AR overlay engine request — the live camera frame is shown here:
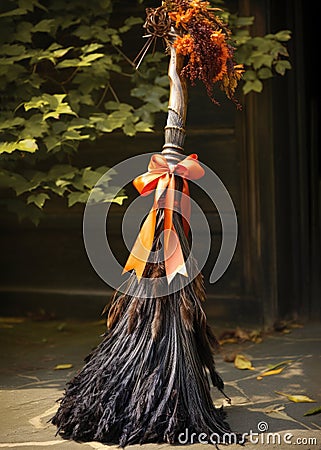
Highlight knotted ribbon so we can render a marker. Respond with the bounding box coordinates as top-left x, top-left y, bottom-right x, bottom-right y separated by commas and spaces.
123, 153, 204, 284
